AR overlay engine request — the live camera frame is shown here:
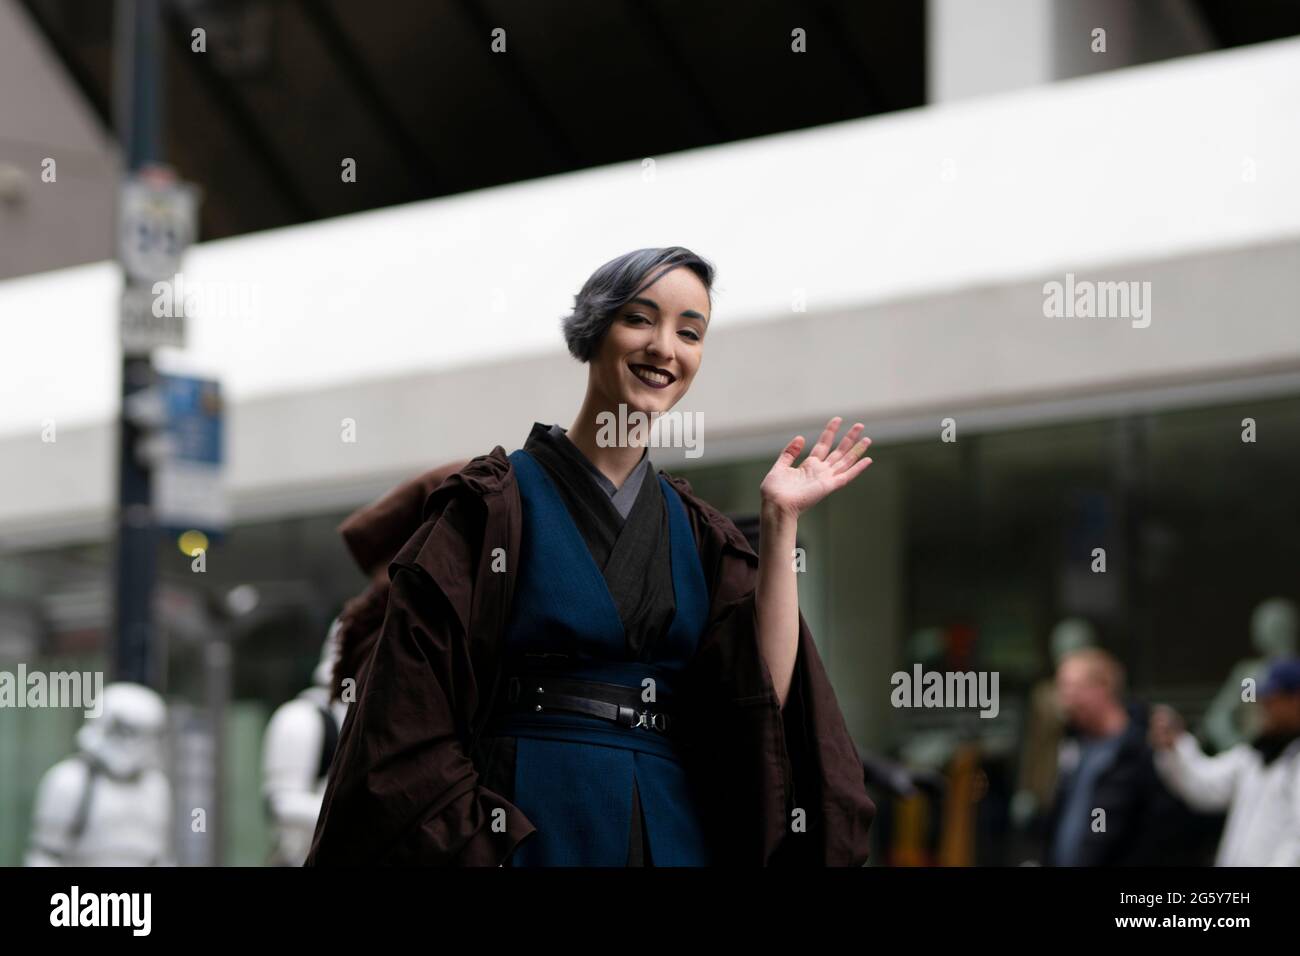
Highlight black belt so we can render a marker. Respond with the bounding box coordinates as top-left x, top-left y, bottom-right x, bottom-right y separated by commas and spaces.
492, 672, 684, 736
